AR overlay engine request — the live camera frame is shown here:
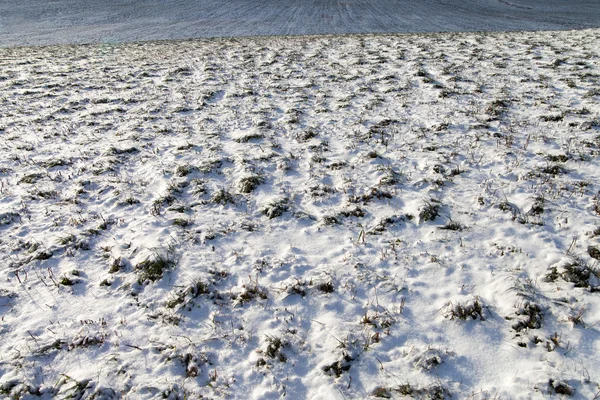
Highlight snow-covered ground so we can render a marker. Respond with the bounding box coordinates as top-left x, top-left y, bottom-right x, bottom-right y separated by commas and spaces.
1, 28, 600, 399
2, 0, 600, 47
